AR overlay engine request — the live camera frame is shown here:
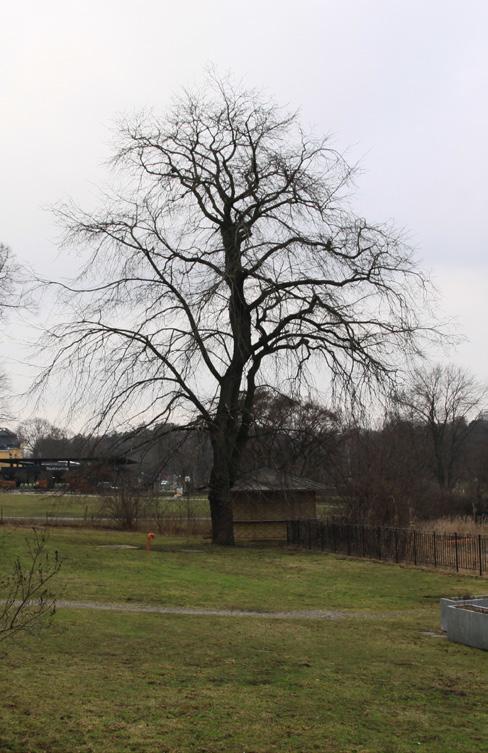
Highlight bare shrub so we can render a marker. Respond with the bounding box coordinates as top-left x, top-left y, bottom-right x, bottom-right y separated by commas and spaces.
99, 486, 147, 529
145, 496, 172, 534
146, 496, 210, 537
0, 529, 61, 642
